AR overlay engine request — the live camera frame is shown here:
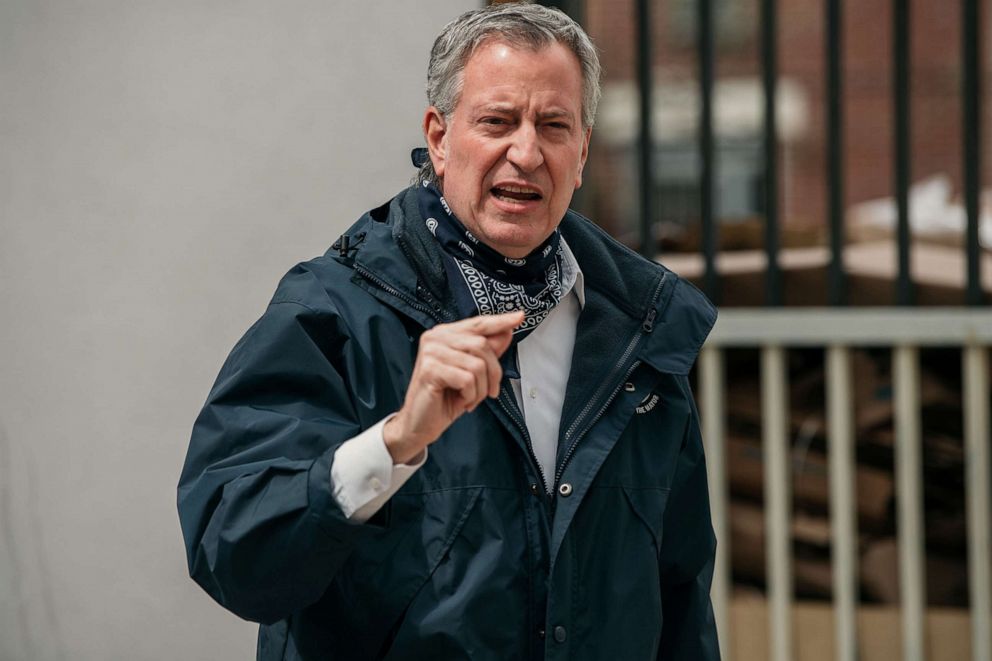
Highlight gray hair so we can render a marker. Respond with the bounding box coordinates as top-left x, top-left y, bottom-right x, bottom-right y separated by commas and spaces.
417, 2, 602, 187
